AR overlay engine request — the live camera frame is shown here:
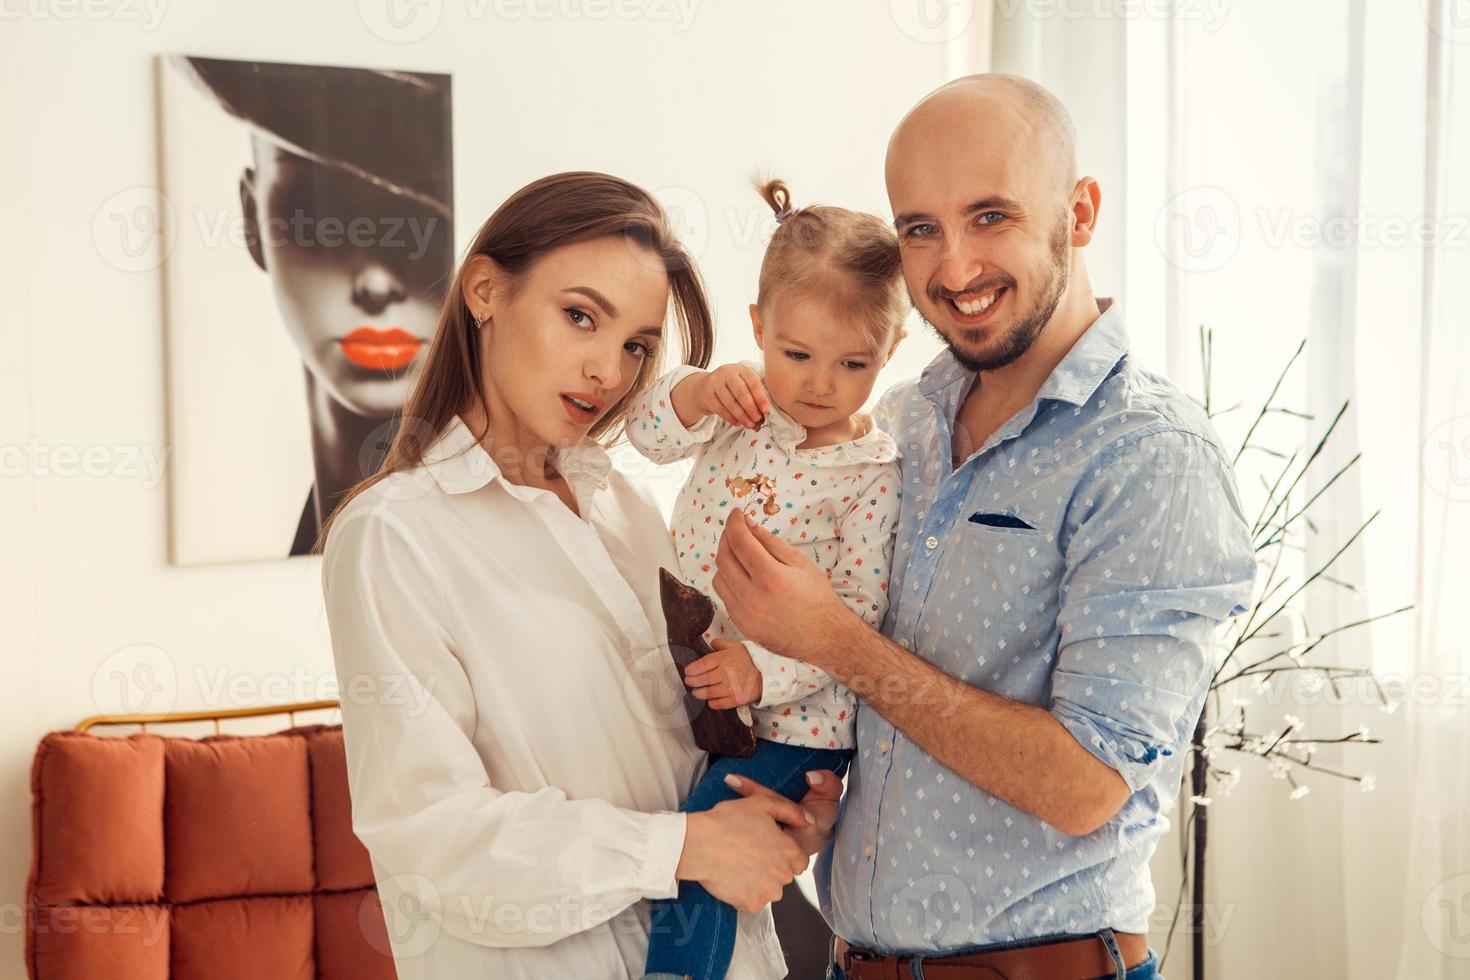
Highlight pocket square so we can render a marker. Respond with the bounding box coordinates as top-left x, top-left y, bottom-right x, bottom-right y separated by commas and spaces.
968, 511, 1036, 530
